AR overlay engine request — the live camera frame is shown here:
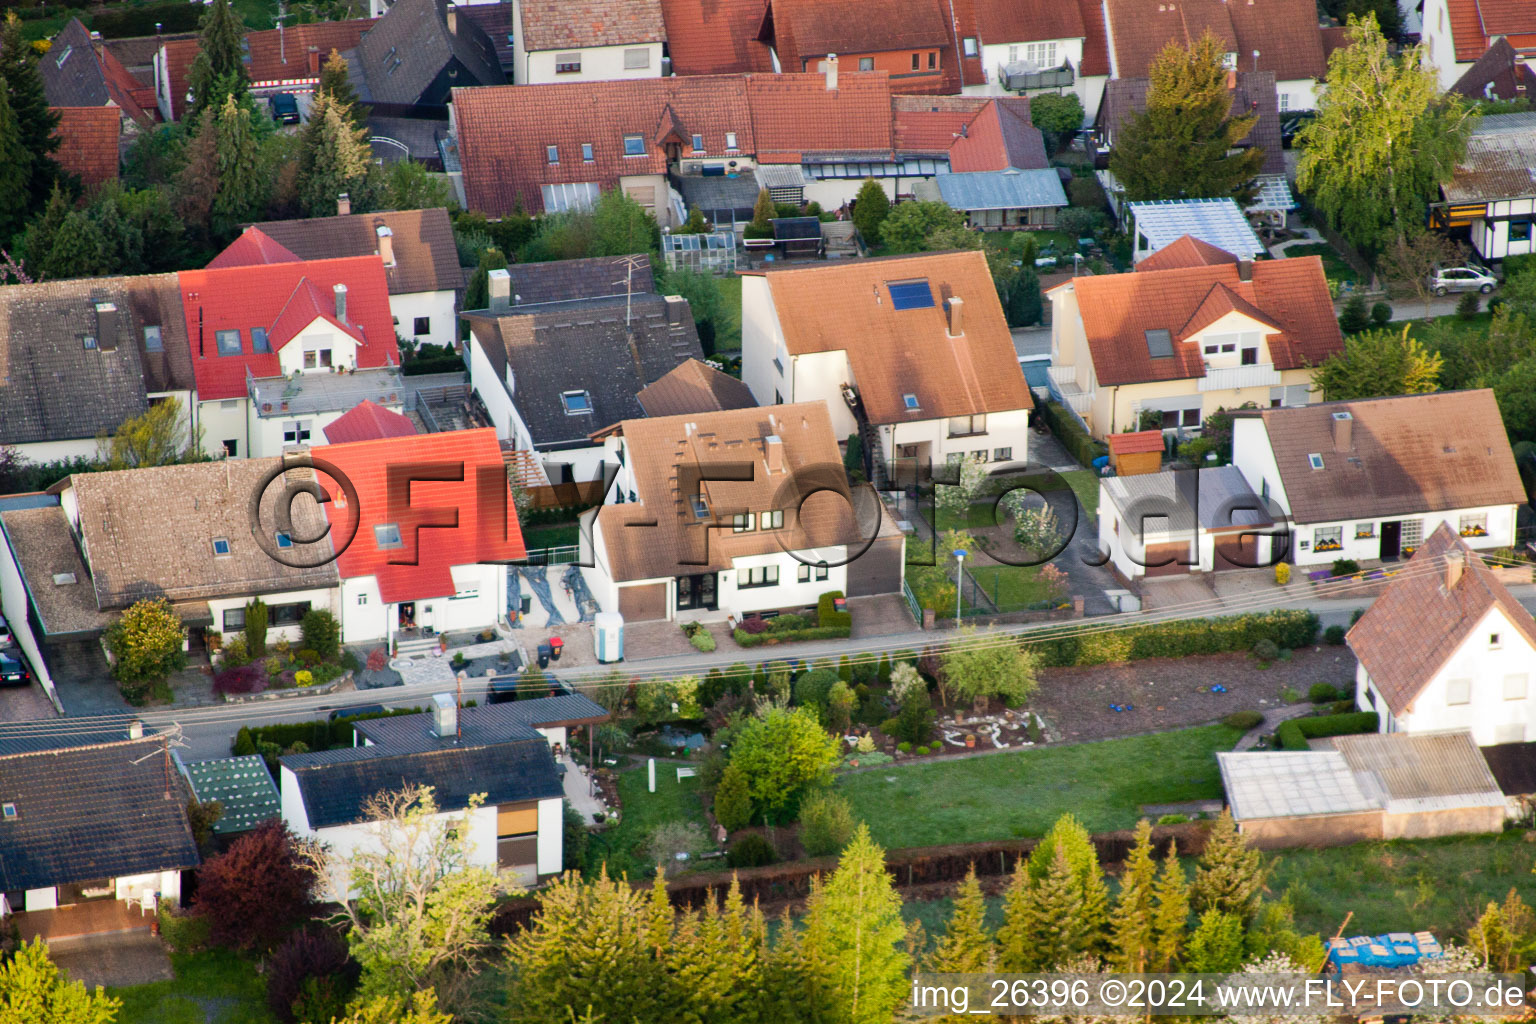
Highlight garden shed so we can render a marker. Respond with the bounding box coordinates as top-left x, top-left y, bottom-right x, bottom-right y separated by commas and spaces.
1107, 430, 1164, 476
